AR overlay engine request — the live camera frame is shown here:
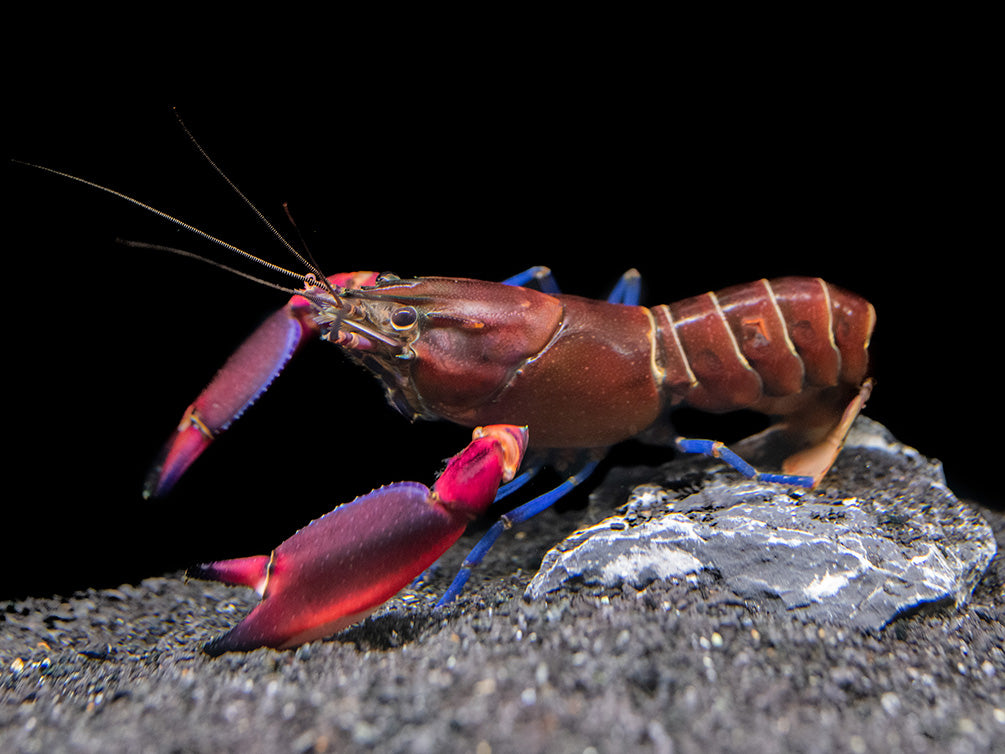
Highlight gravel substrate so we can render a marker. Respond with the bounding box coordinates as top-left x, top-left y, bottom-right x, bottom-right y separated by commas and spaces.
2, 488, 1002, 754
